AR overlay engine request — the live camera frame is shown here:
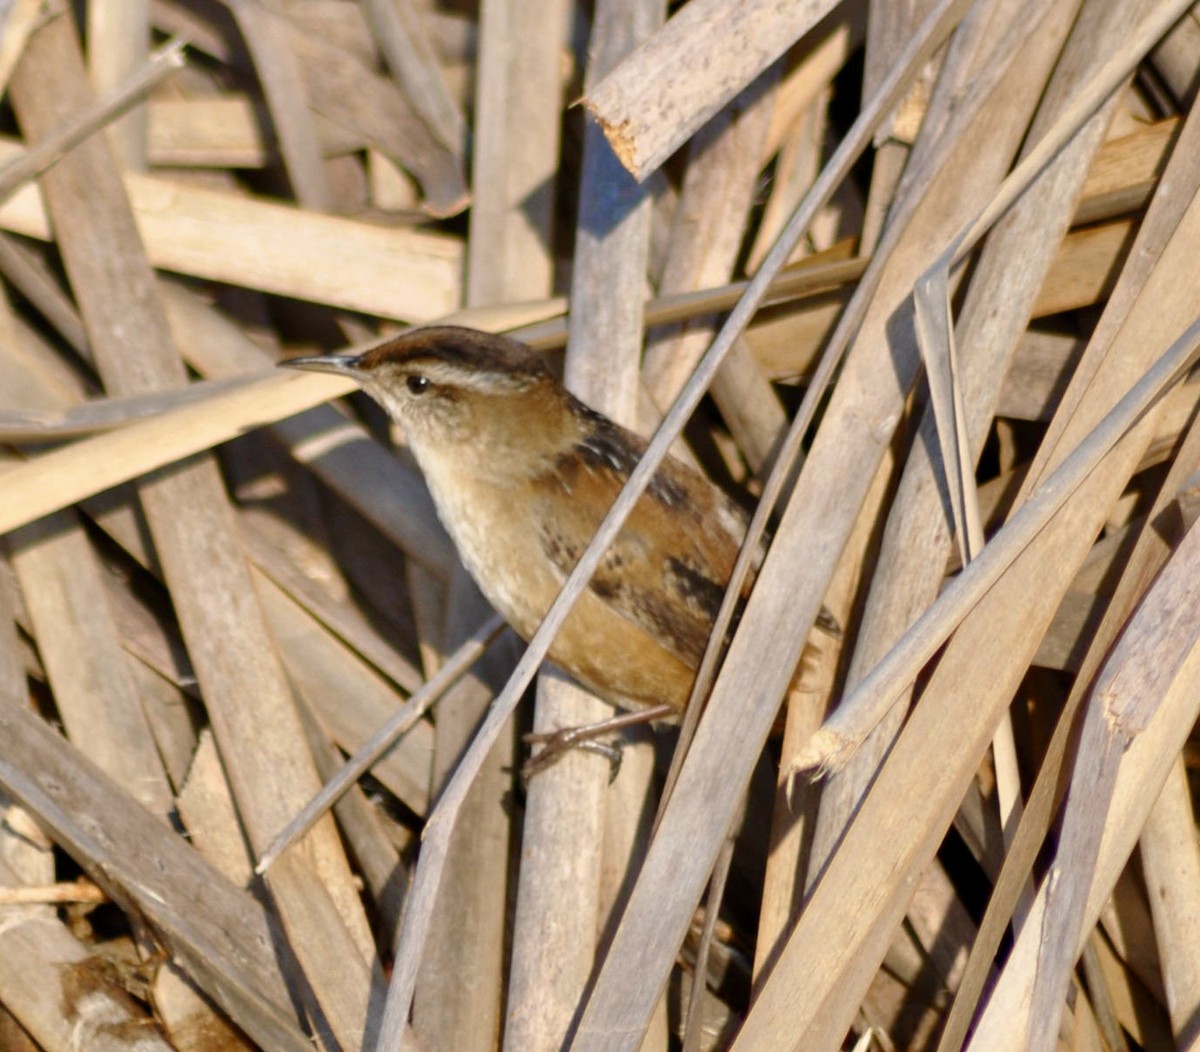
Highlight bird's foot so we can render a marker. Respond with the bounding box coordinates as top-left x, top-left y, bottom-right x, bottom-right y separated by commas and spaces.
522, 728, 625, 781
521, 703, 675, 782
